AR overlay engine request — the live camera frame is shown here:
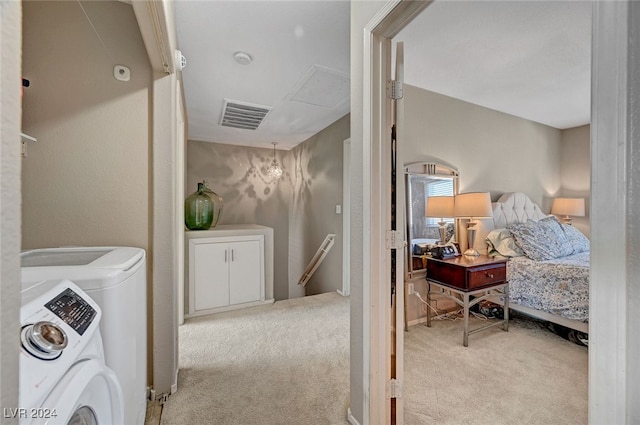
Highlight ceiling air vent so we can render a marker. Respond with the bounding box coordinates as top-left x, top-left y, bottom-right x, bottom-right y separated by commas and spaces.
219, 99, 272, 130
